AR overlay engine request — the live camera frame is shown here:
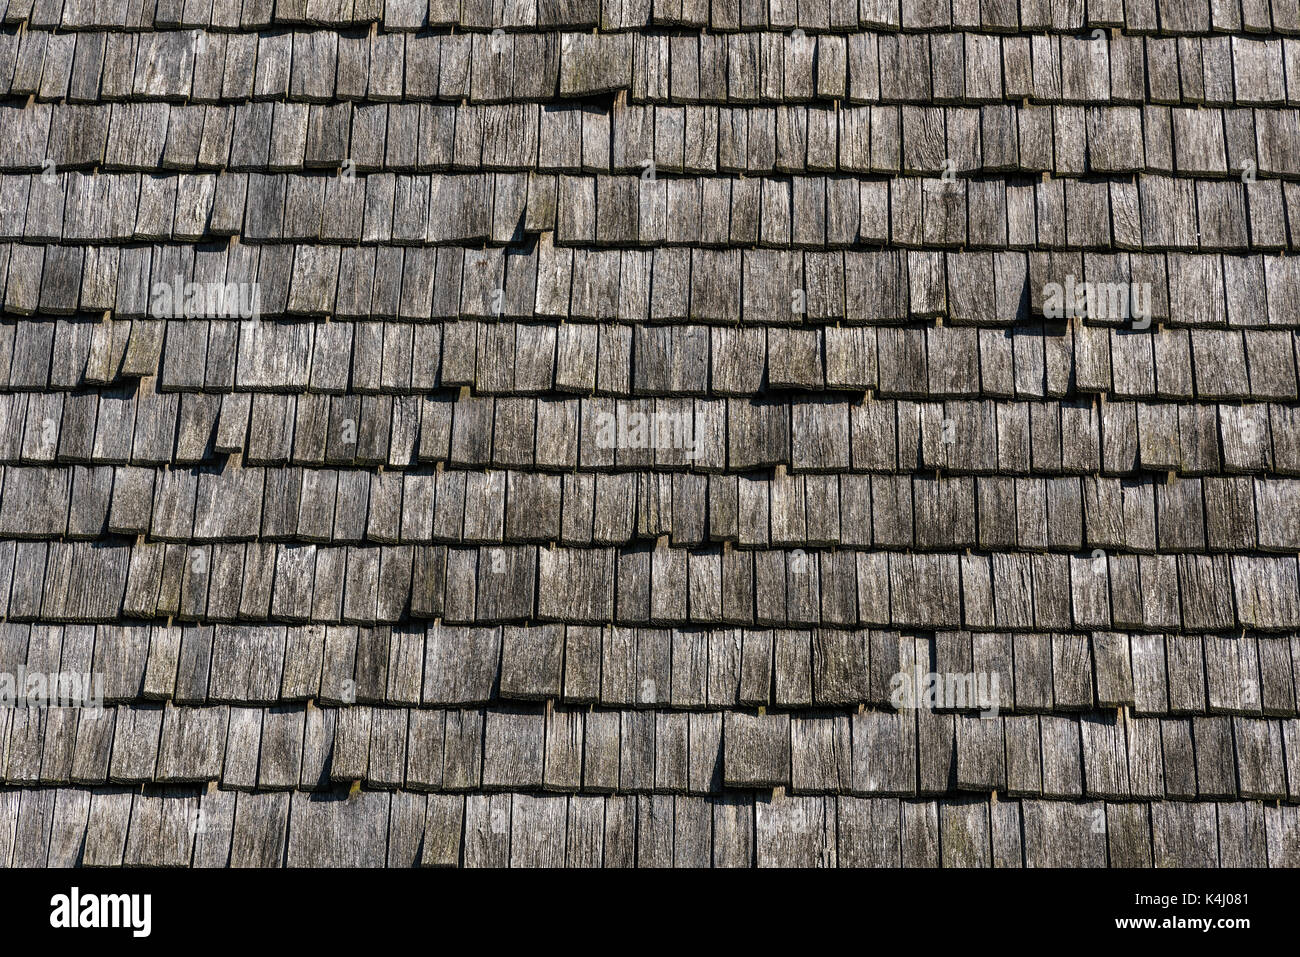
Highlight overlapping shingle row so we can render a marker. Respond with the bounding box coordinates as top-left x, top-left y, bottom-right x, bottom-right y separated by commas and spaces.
6, 621, 1300, 712
9, 786, 1300, 867
4, 28, 1300, 105
1, 539, 1298, 628
6, 0, 1300, 34
6, 466, 1300, 546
